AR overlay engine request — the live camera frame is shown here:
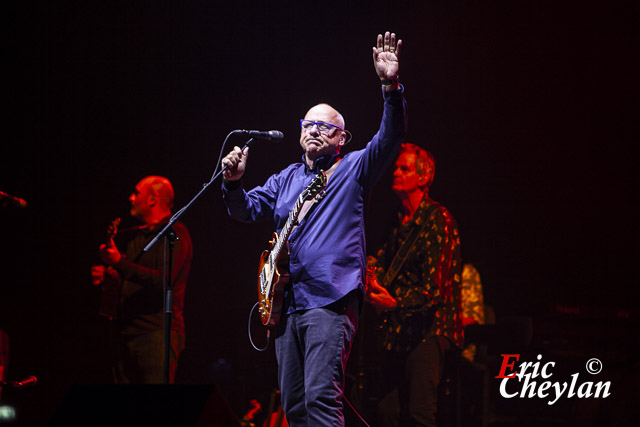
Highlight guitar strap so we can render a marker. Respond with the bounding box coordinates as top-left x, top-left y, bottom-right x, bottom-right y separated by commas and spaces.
381, 202, 440, 288
295, 158, 342, 225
